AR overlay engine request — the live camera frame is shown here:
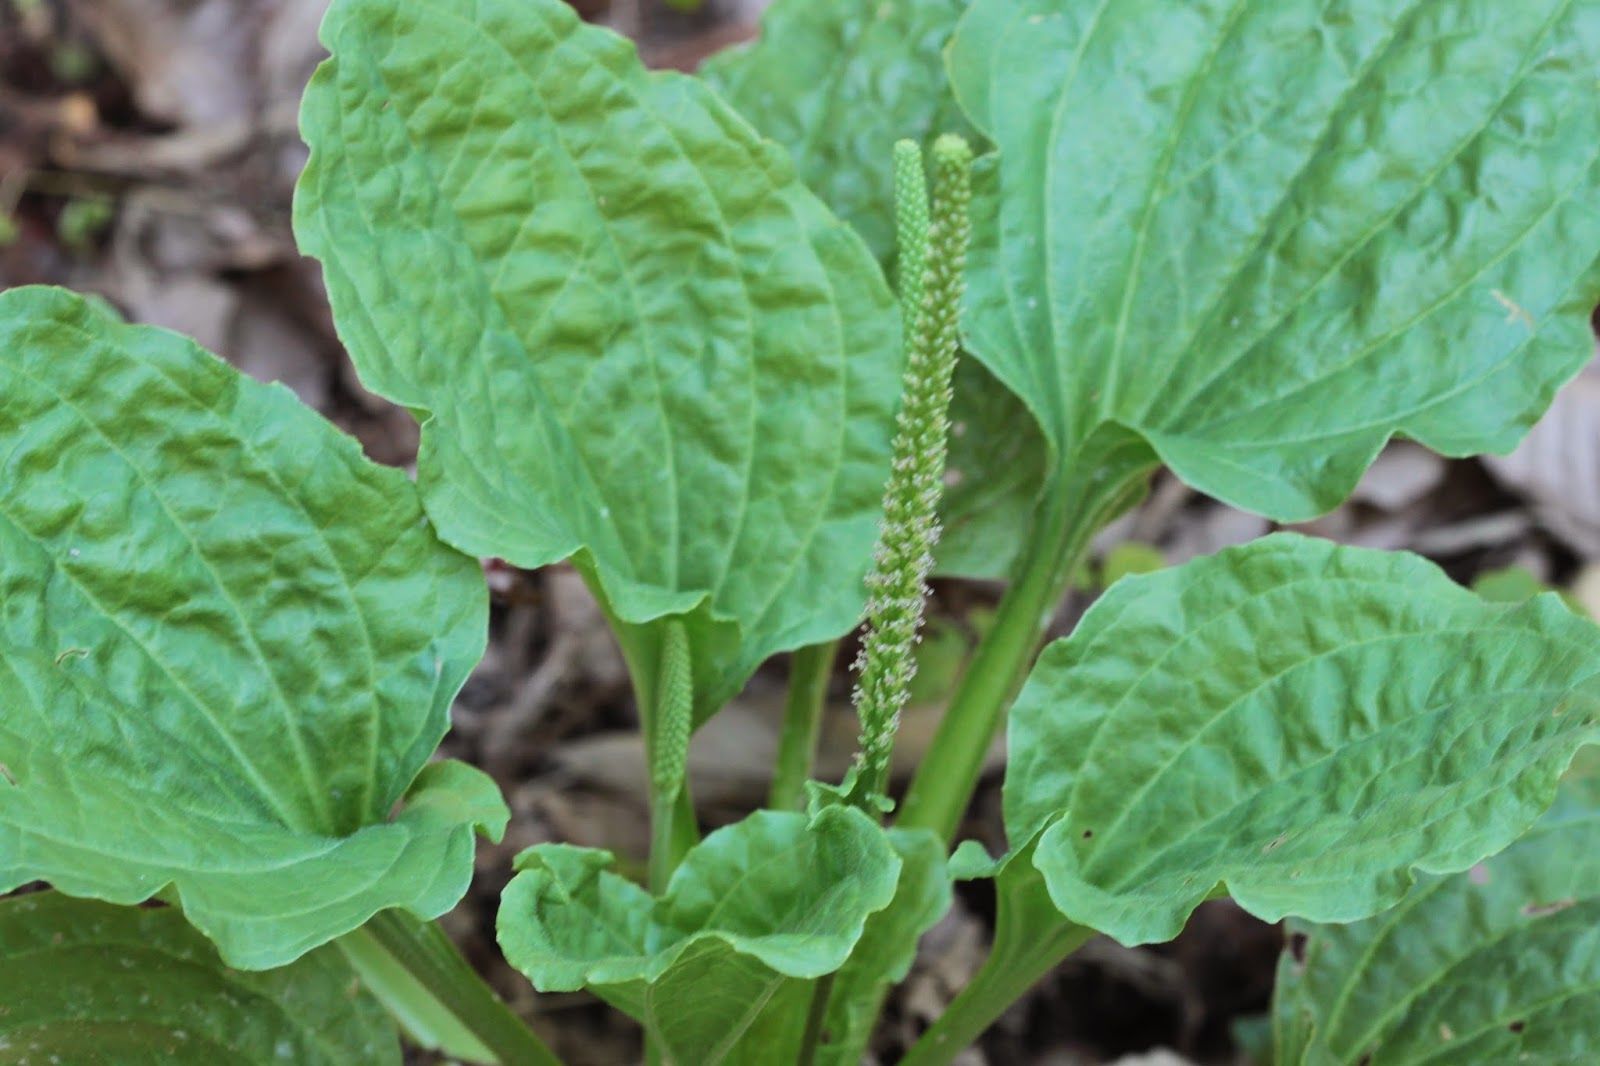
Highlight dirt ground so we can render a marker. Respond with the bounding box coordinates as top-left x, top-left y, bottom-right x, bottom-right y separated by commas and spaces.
4, 2, 1598, 1063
